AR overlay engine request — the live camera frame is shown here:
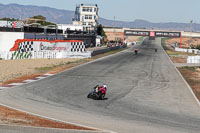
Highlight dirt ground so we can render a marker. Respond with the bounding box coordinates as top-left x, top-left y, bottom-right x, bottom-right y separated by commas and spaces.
105, 31, 141, 42
170, 56, 187, 63
0, 59, 81, 85
165, 37, 200, 49
178, 67, 200, 101
0, 105, 93, 130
